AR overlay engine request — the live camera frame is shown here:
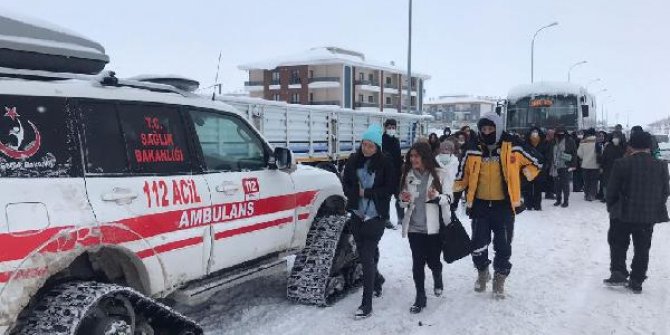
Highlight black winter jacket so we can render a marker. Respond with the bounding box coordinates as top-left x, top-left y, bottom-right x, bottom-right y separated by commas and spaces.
606, 152, 669, 225
600, 143, 625, 185
342, 151, 395, 220
382, 133, 402, 194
